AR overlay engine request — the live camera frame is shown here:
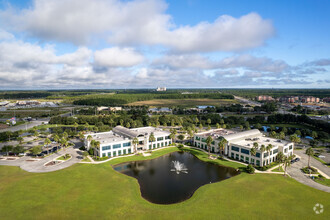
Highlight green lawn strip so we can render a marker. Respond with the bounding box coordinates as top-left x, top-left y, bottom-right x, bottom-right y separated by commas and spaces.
81, 157, 91, 162
271, 166, 284, 172
314, 177, 330, 187
56, 154, 71, 161
0, 147, 329, 219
